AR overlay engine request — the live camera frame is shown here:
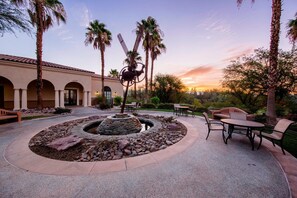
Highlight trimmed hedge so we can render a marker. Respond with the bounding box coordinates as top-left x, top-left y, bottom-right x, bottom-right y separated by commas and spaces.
157, 103, 174, 110
141, 103, 156, 109
54, 108, 71, 114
